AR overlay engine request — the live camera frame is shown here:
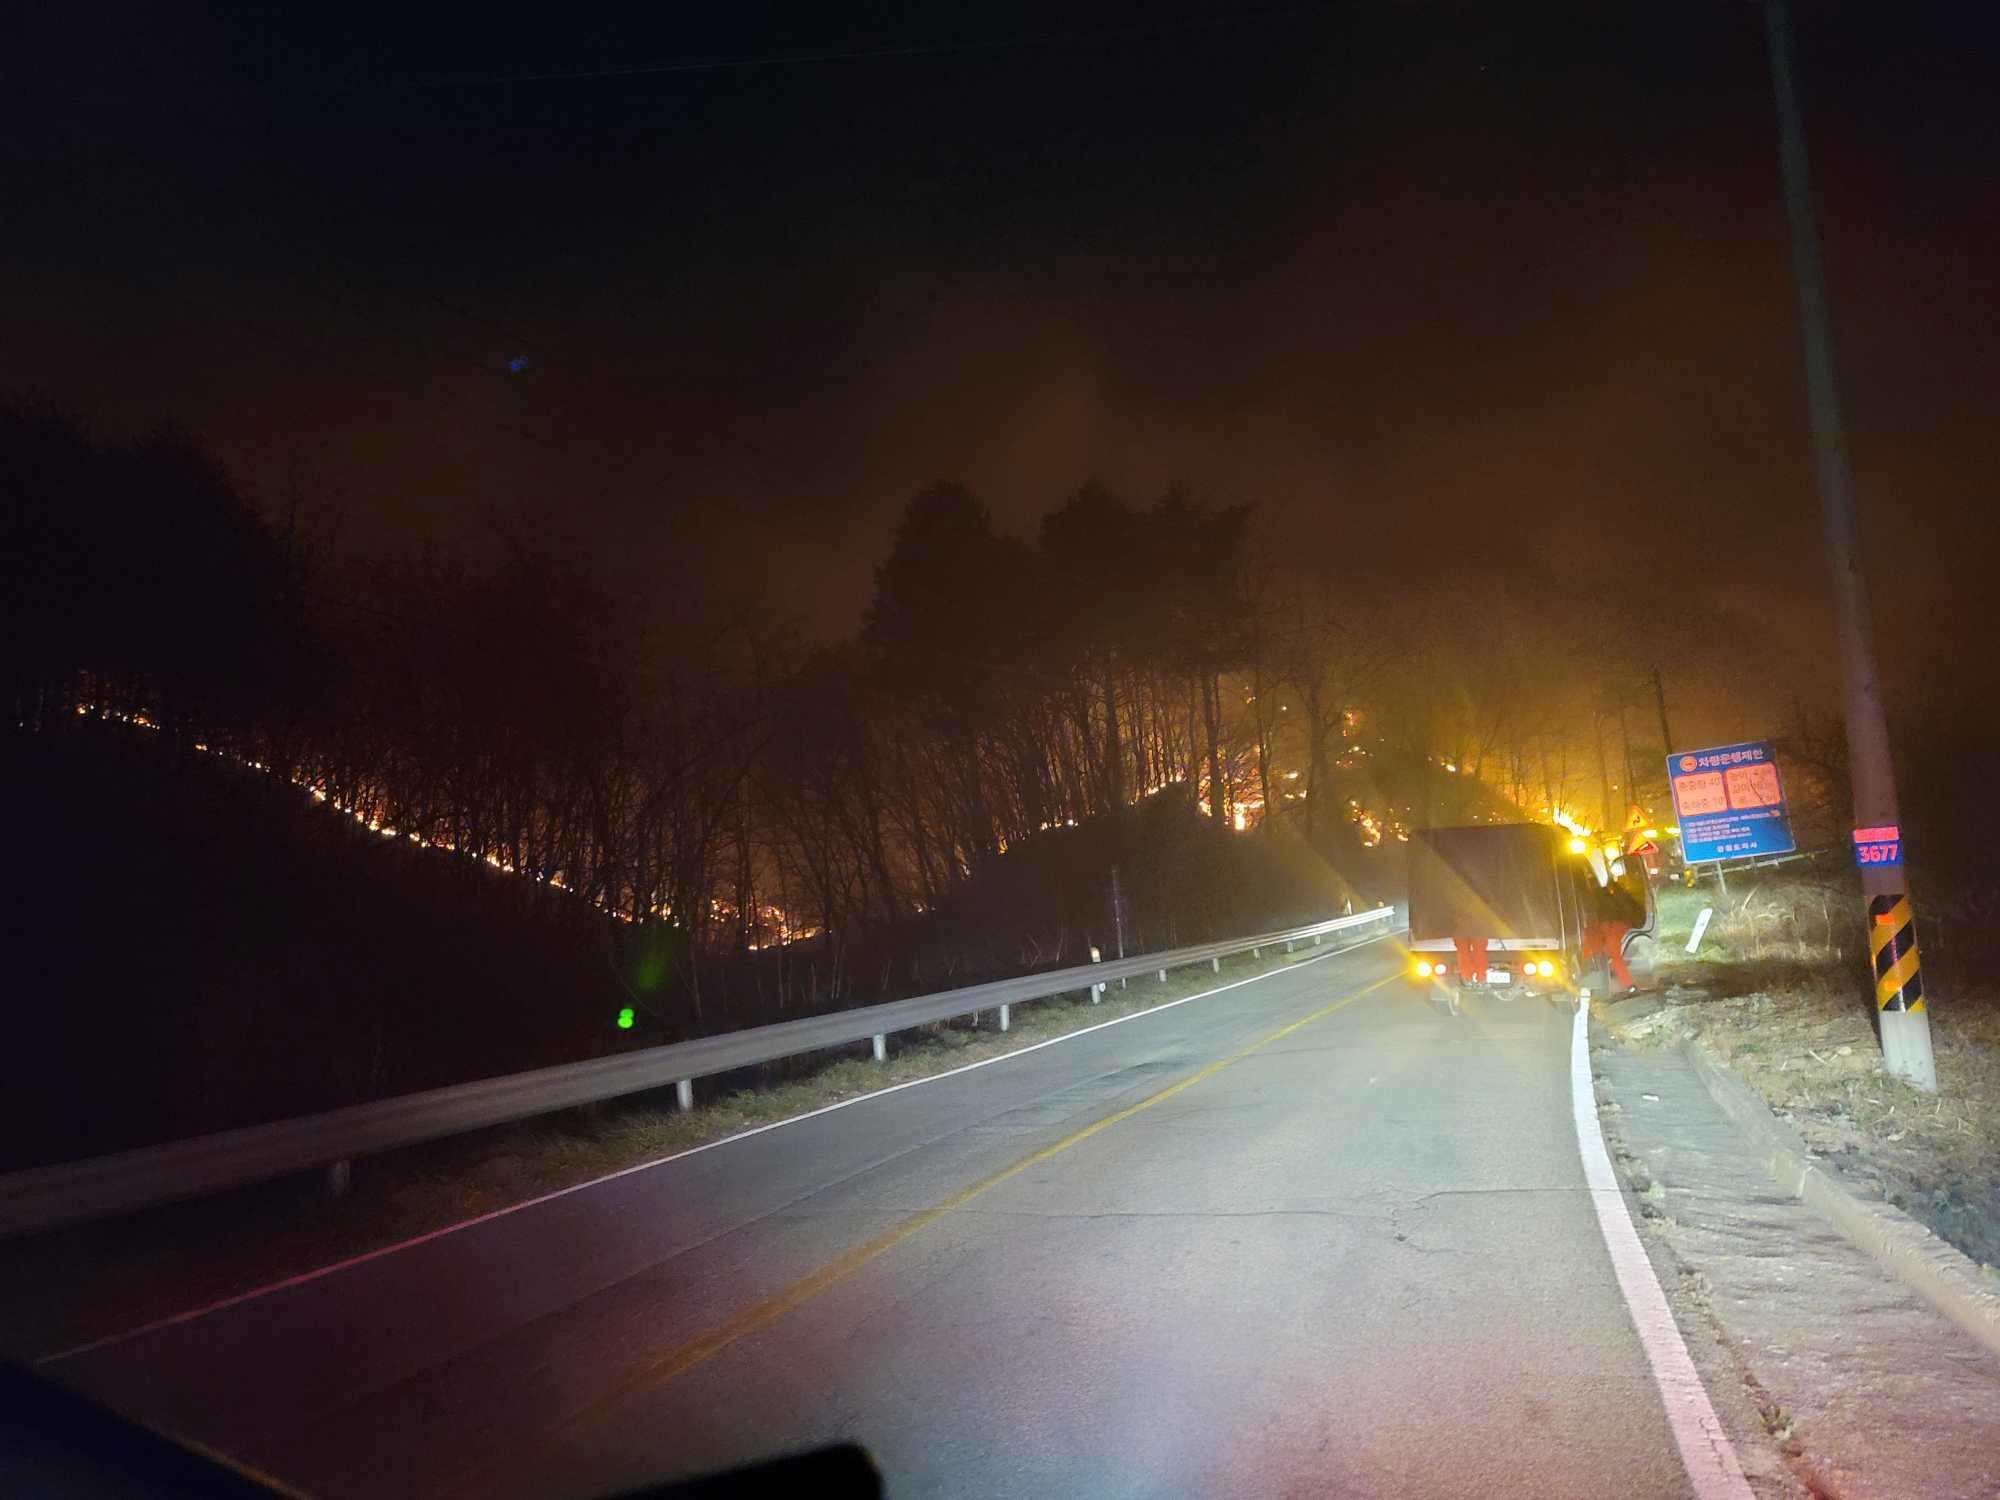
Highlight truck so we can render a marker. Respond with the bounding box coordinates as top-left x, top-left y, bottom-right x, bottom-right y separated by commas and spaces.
1405, 822, 1657, 1011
